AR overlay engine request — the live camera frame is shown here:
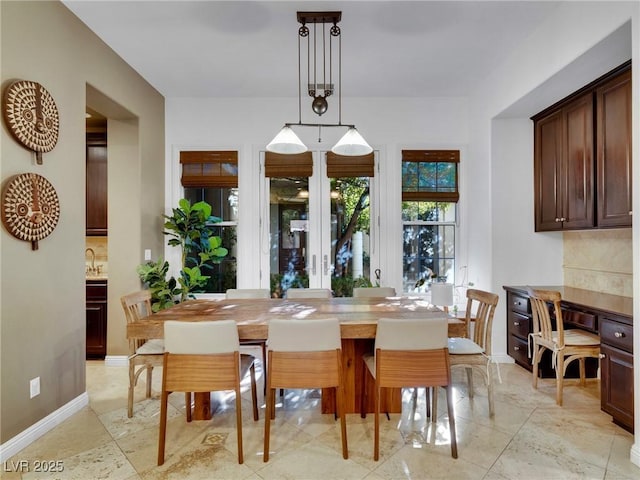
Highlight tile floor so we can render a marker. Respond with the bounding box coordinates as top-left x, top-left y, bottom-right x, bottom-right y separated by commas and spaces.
4, 351, 639, 480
